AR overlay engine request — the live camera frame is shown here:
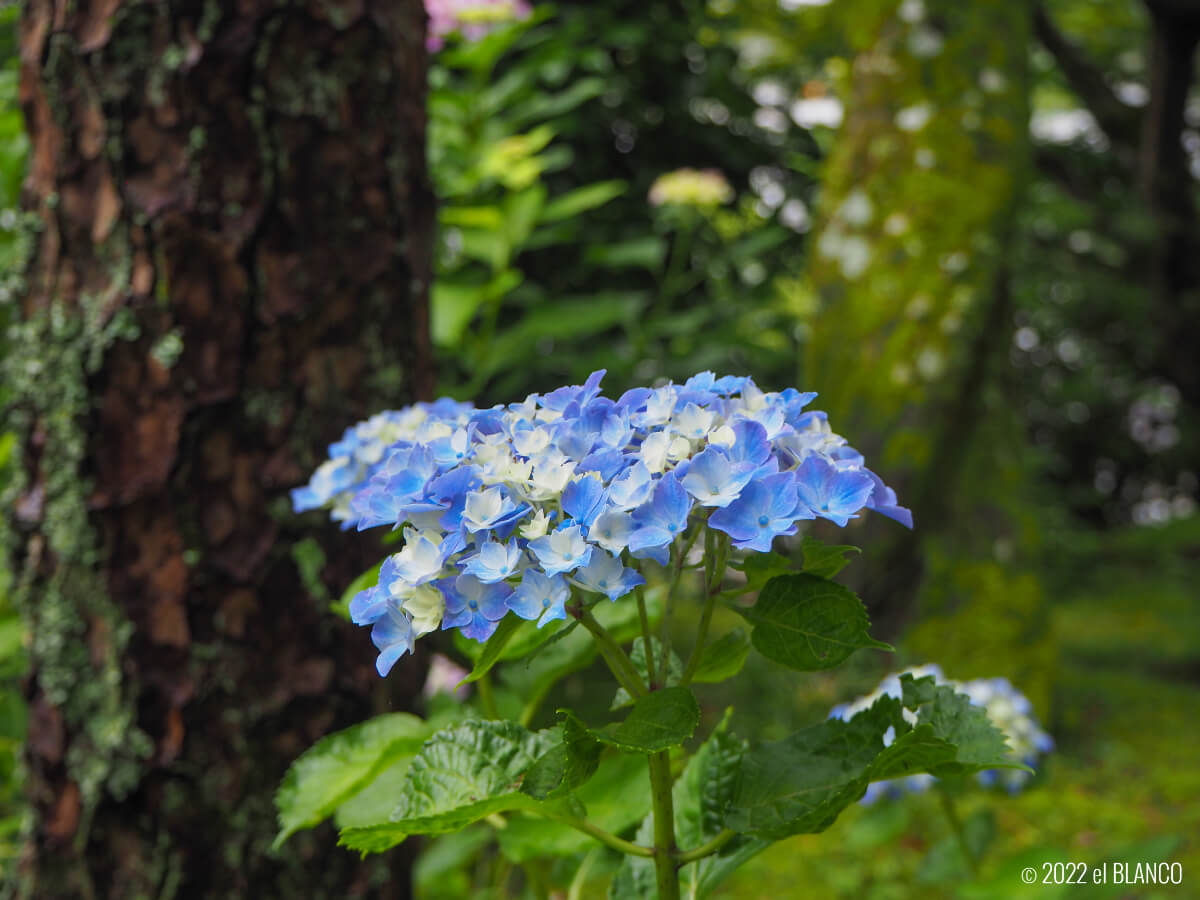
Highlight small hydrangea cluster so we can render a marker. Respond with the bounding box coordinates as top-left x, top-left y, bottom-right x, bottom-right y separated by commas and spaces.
648, 168, 734, 209
293, 371, 910, 676
425, 0, 532, 52
830, 665, 1054, 802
